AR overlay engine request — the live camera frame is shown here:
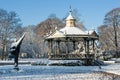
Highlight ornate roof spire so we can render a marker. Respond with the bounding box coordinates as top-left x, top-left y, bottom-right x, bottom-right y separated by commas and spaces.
65, 6, 76, 27
69, 5, 72, 13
